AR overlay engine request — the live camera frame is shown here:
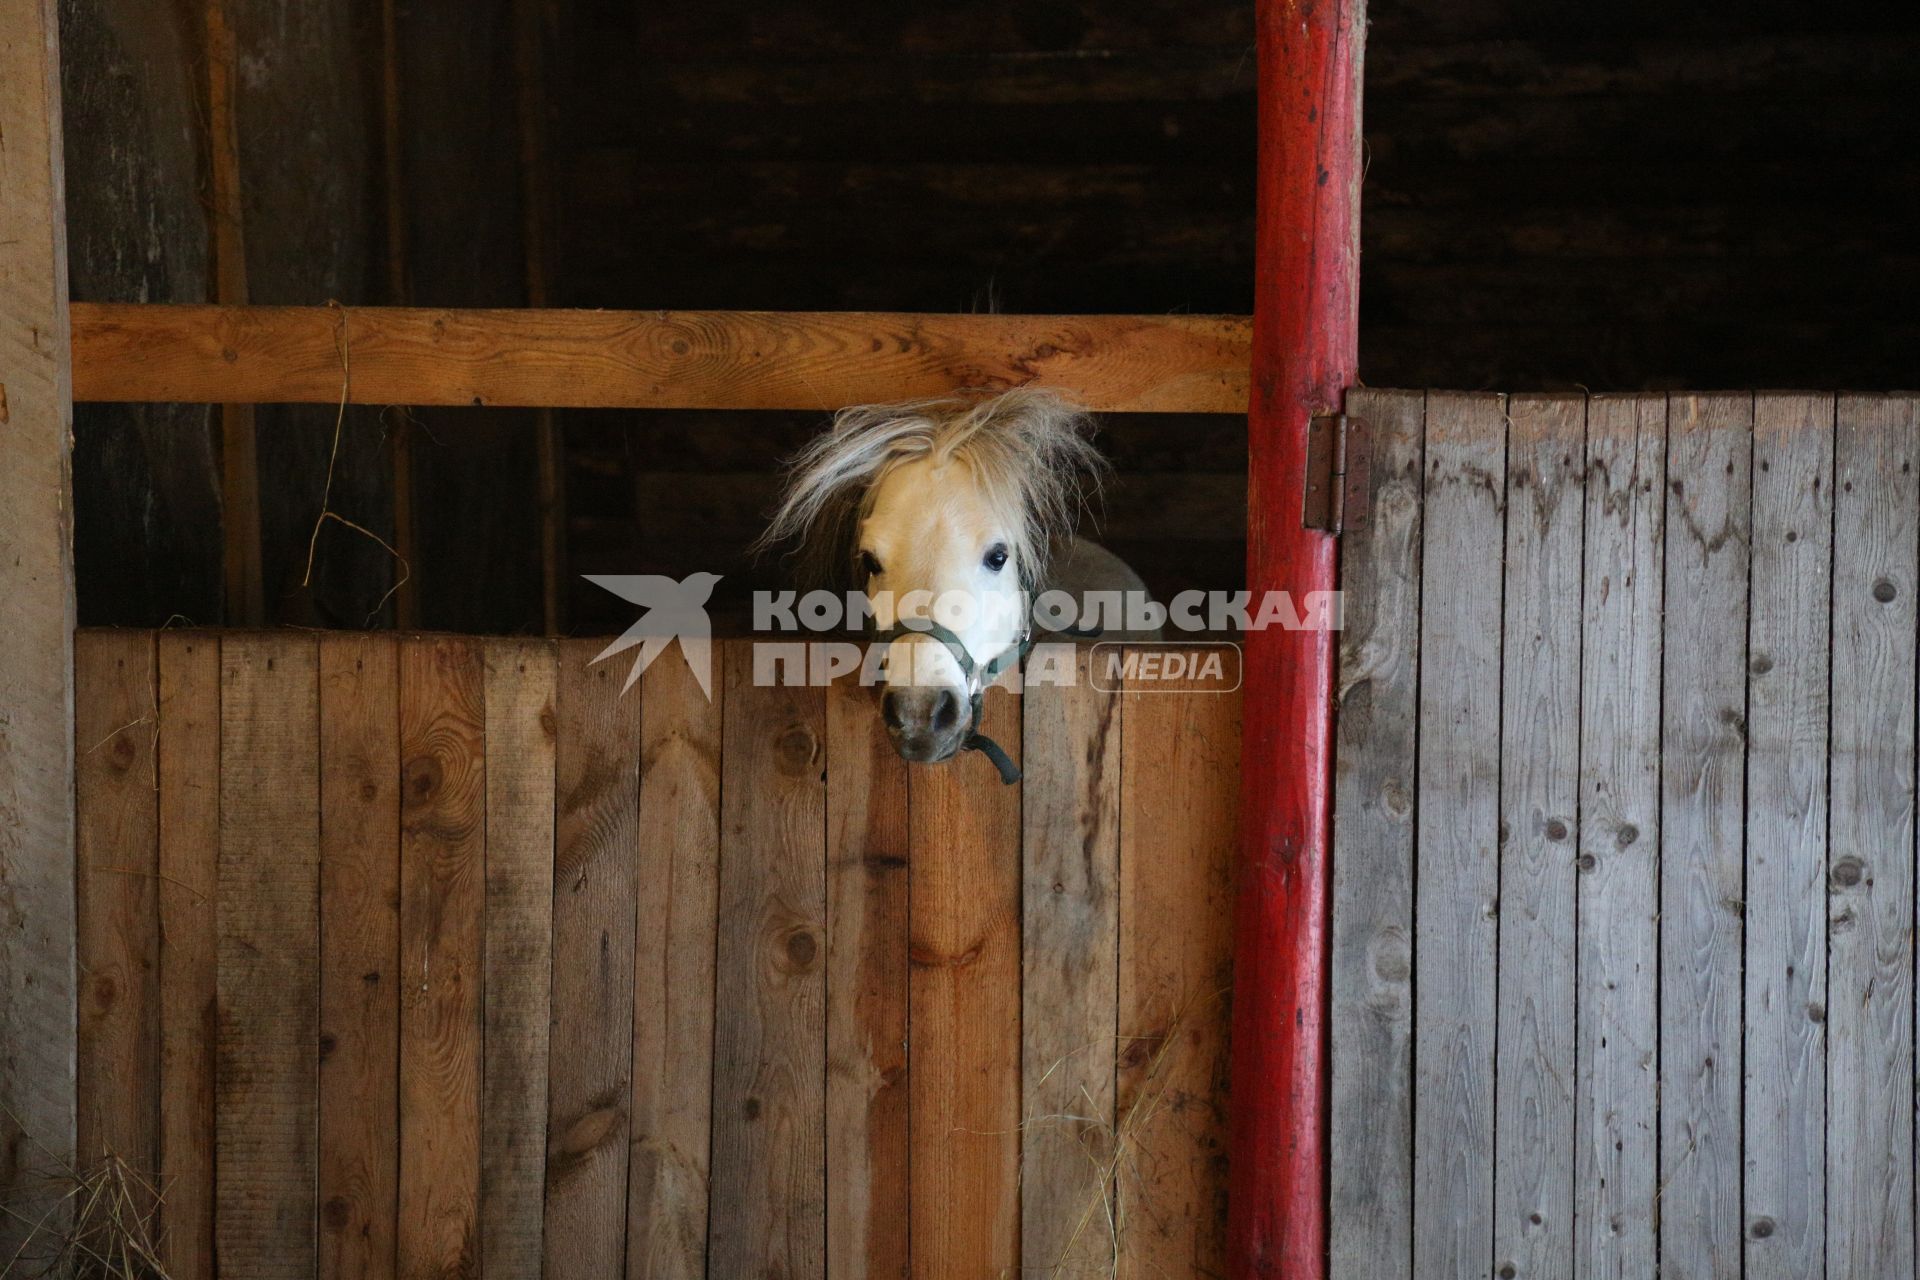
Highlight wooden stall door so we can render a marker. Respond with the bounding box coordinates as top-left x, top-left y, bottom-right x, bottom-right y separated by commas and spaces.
68, 634, 1244, 1276
1331, 390, 1920, 1280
